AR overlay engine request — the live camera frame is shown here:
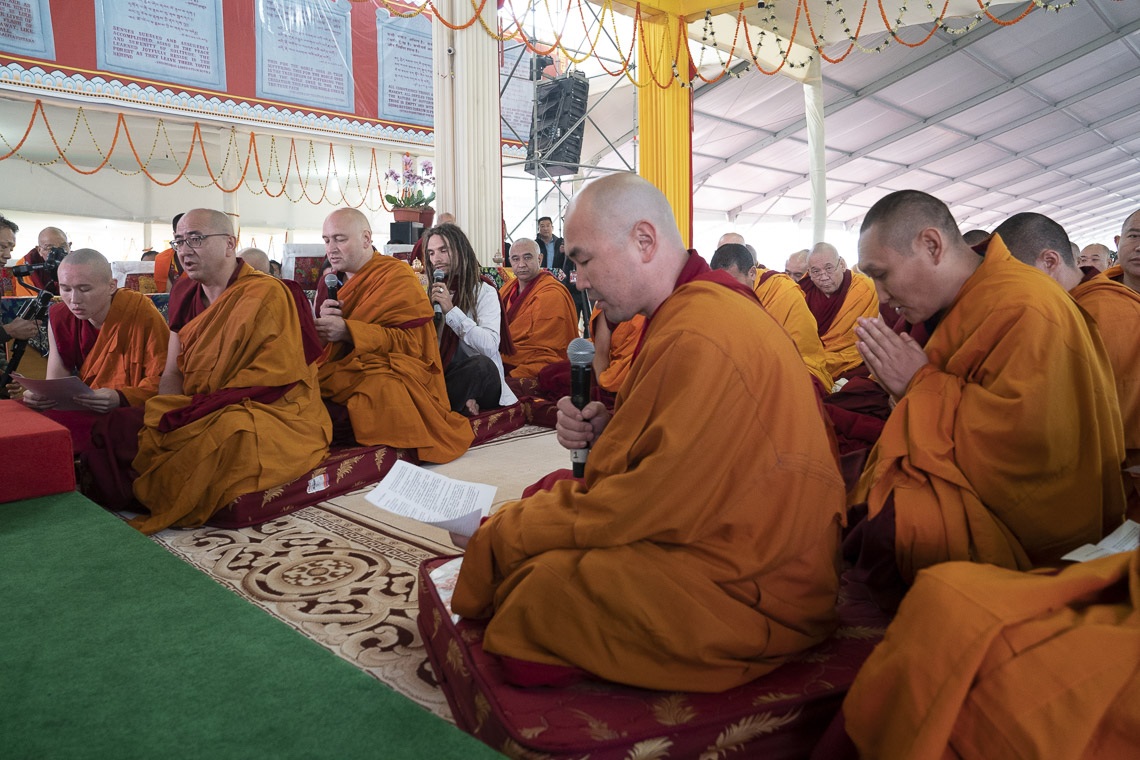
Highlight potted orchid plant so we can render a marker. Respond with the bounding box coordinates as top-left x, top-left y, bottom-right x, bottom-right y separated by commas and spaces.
385, 152, 435, 223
